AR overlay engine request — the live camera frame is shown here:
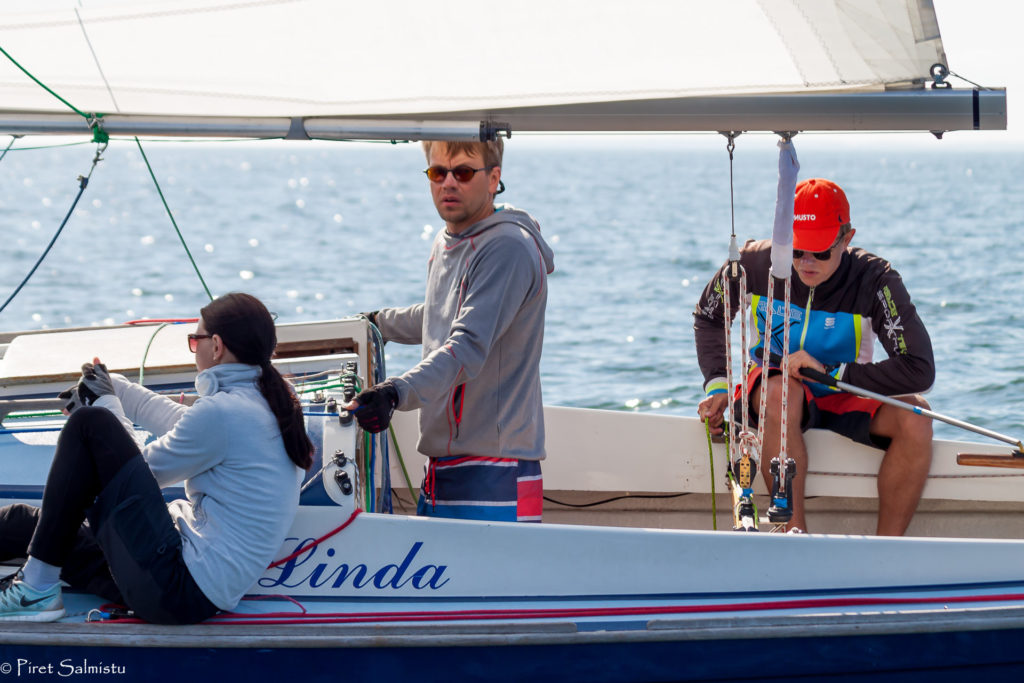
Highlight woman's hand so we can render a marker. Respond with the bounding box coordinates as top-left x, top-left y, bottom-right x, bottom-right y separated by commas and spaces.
80, 357, 115, 398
